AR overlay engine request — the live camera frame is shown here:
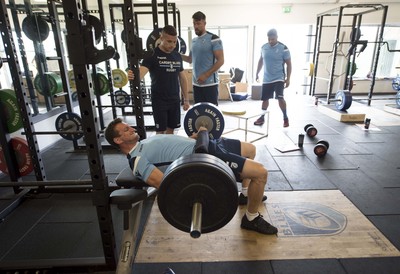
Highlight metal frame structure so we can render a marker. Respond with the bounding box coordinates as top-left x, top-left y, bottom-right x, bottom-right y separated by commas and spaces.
309, 4, 389, 106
